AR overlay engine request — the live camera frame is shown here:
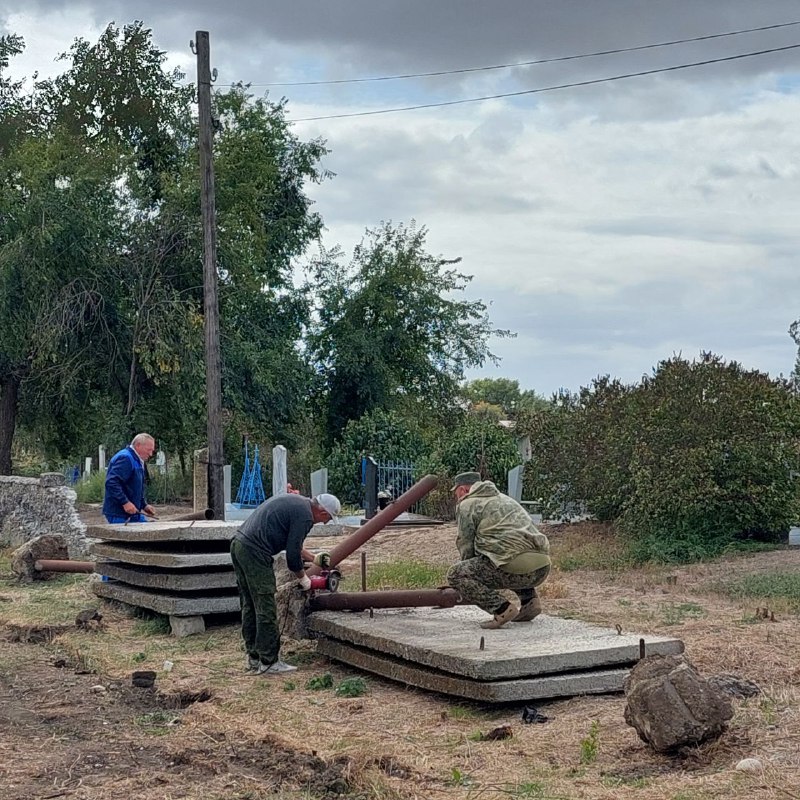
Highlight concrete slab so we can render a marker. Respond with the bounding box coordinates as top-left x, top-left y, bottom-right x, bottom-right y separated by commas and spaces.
308, 607, 684, 681
87, 520, 240, 542
98, 562, 237, 591
91, 543, 232, 568
93, 580, 240, 616
316, 638, 629, 702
